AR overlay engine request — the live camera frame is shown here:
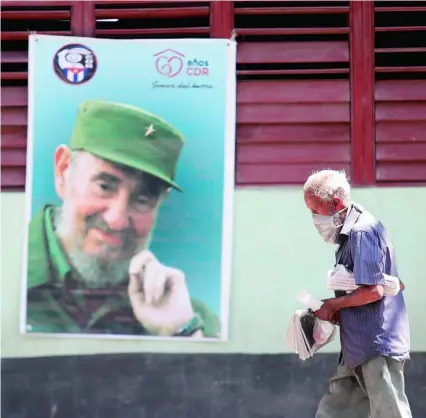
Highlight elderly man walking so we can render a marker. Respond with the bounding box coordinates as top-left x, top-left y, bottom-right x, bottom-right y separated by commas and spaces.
303, 170, 412, 418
